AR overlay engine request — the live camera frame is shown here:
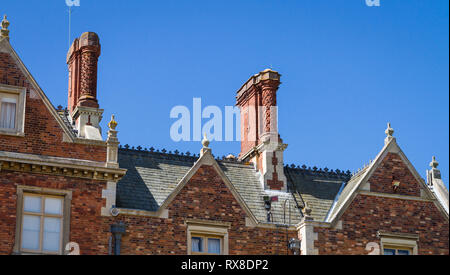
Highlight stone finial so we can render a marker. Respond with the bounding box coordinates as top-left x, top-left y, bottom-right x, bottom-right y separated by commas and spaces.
302, 202, 313, 220
385, 122, 394, 137
108, 115, 118, 130
202, 133, 210, 148
1, 15, 10, 40
384, 122, 395, 144
200, 133, 211, 157
430, 156, 439, 169
106, 115, 119, 168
